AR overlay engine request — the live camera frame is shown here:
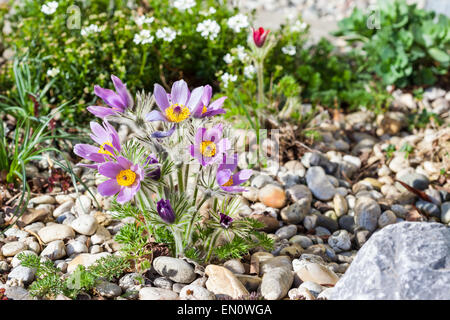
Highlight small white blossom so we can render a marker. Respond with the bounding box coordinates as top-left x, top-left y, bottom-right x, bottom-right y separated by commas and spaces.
173, 0, 196, 10
41, 1, 58, 15
156, 27, 178, 42
223, 53, 234, 64
235, 45, 248, 61
221, 72, 237, 88
81, 24, 102, 36
227, 13, 249, 33
243, 65, 256, 79
281, 45, 296, 56
196, 19, 221, 40
200, 7, 216, 16
46, 67, 60, 77
133, 30, 154, 45
135, 15, 154, 26
291, 20, 308, 32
